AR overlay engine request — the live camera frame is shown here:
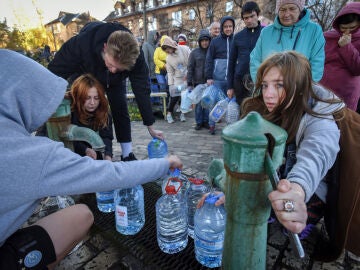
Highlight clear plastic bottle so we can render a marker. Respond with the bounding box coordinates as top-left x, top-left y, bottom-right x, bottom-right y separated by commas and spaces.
156, 181, 188, 254
209, 98, 229, 123
226, 97, 240, 125
194, 193, 226, 268
96, 191, 115, 213
114, 185, 145, 235
161, 168, 190, 195
186, 178, 210, 239
148, 138, 168, 159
